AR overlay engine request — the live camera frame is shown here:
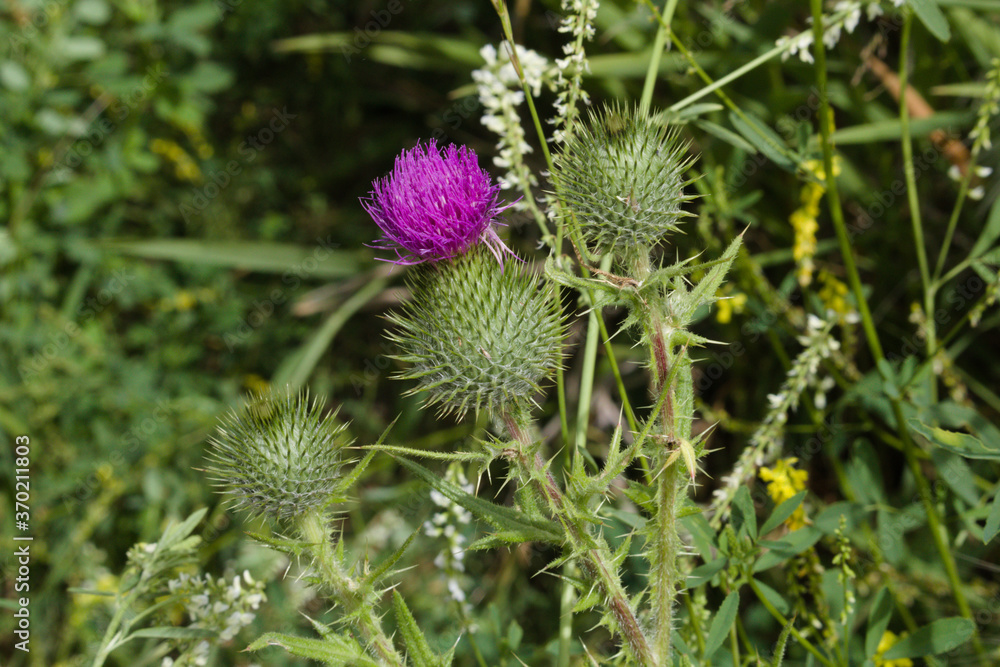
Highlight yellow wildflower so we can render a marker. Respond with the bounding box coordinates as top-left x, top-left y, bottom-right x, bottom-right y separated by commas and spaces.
715, 288, 747, 324
874, 631, 913, 667
759, 457, 809, 530
790, 159, 840, 287
818, 271, 851, 319
243, 374, 270, 395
